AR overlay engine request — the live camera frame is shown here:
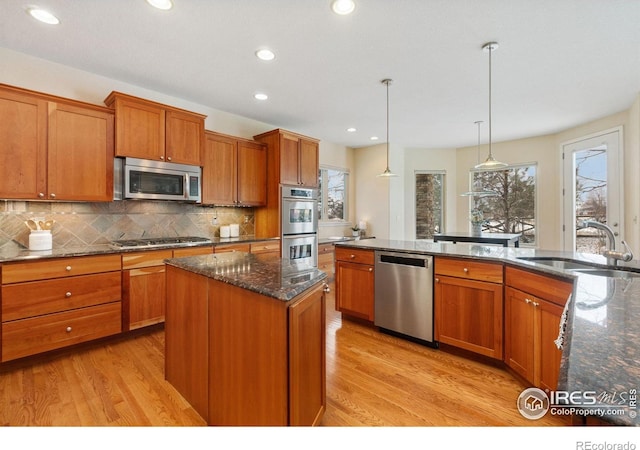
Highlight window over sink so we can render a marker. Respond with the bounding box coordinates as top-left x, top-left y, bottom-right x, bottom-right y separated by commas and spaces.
318, 166, 349, 222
